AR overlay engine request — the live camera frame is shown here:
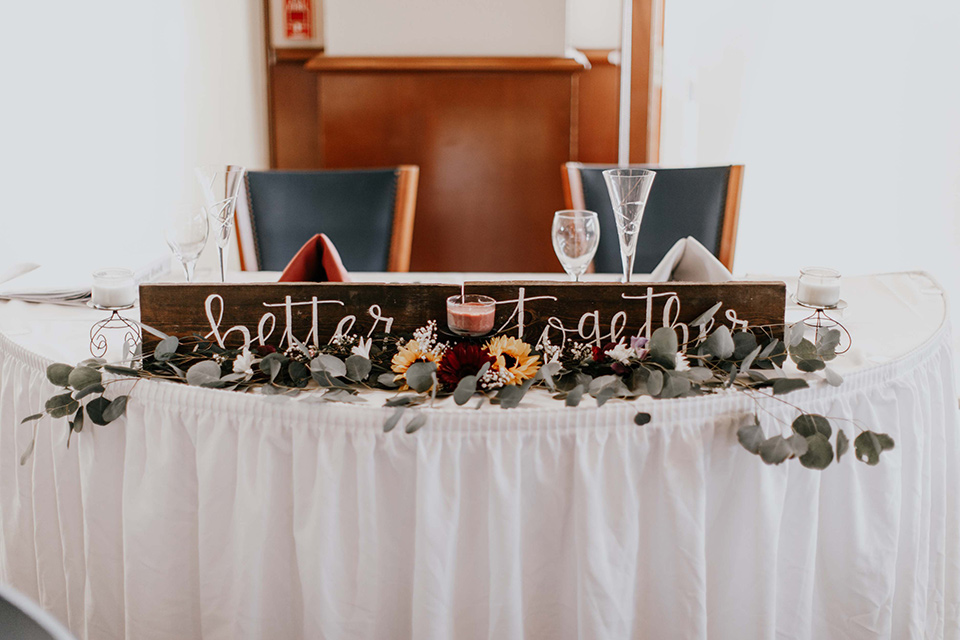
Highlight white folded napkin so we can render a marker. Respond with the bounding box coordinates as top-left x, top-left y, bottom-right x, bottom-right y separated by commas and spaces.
648, 236, 733, 282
